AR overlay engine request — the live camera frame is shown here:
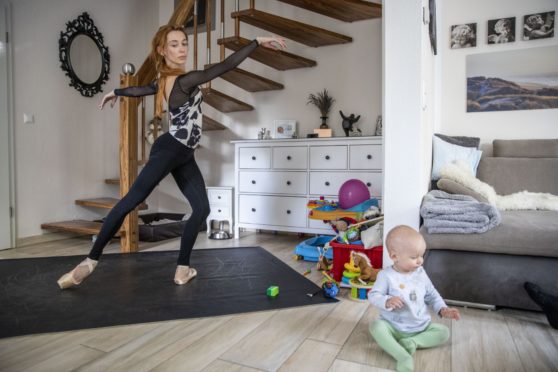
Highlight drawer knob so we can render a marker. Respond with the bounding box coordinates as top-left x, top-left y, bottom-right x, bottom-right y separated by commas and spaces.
287, 155, 291, 160
325, 155, 330, 160
251, 180, 256, 184
325, 181, 330, 186
218, 196, 221, 199
367, 182, 372, 187
218, 209, 222, 213
286, 181, 291, 185
286, 210, 291, 214
251, 208, 256, 212
251, 156, 256, 160
367, 154, 372, 159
